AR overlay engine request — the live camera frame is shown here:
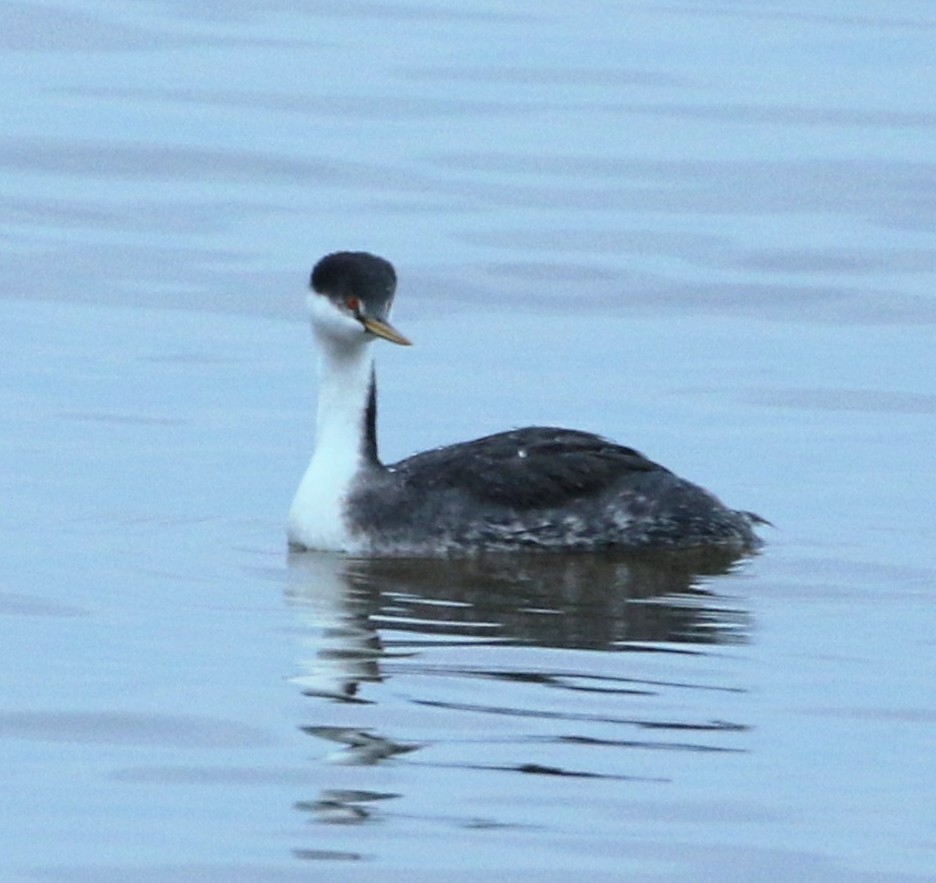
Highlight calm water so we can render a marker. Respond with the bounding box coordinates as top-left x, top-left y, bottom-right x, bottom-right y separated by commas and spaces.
2, 1, 935, 880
